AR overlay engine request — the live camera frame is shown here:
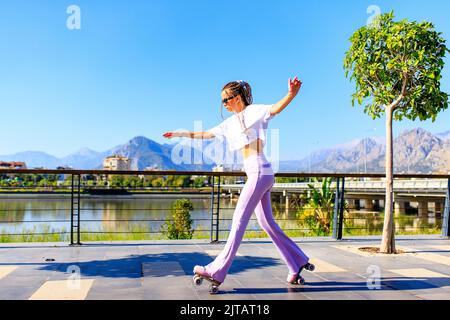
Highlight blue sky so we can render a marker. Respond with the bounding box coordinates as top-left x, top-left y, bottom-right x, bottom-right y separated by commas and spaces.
0, 0, 449, 160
